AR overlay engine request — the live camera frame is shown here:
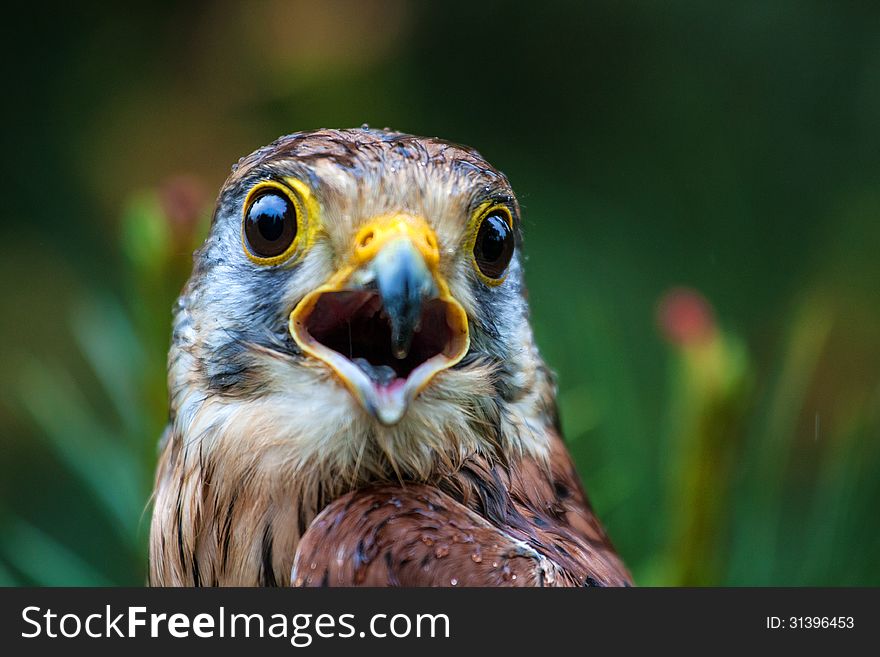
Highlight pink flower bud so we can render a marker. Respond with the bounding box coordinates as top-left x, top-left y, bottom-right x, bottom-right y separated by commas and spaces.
657, 287, 717, 346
